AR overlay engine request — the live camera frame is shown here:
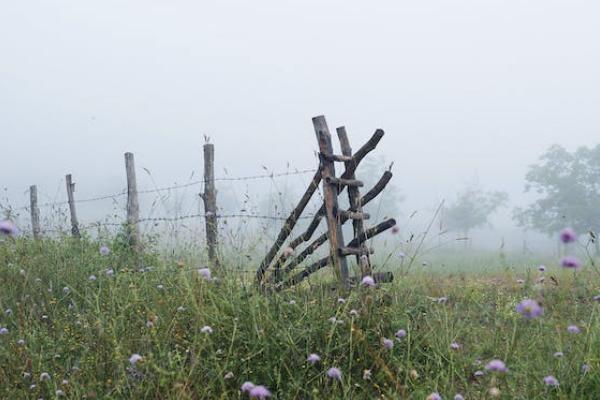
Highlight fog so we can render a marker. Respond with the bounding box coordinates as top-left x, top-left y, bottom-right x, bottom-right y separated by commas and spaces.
2, 1, 599, 253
